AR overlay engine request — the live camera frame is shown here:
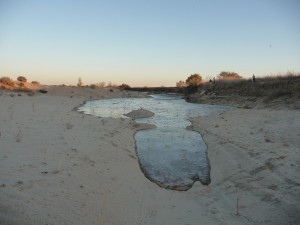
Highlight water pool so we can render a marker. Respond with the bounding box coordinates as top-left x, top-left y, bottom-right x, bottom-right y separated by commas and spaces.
77, 94, 232, 190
